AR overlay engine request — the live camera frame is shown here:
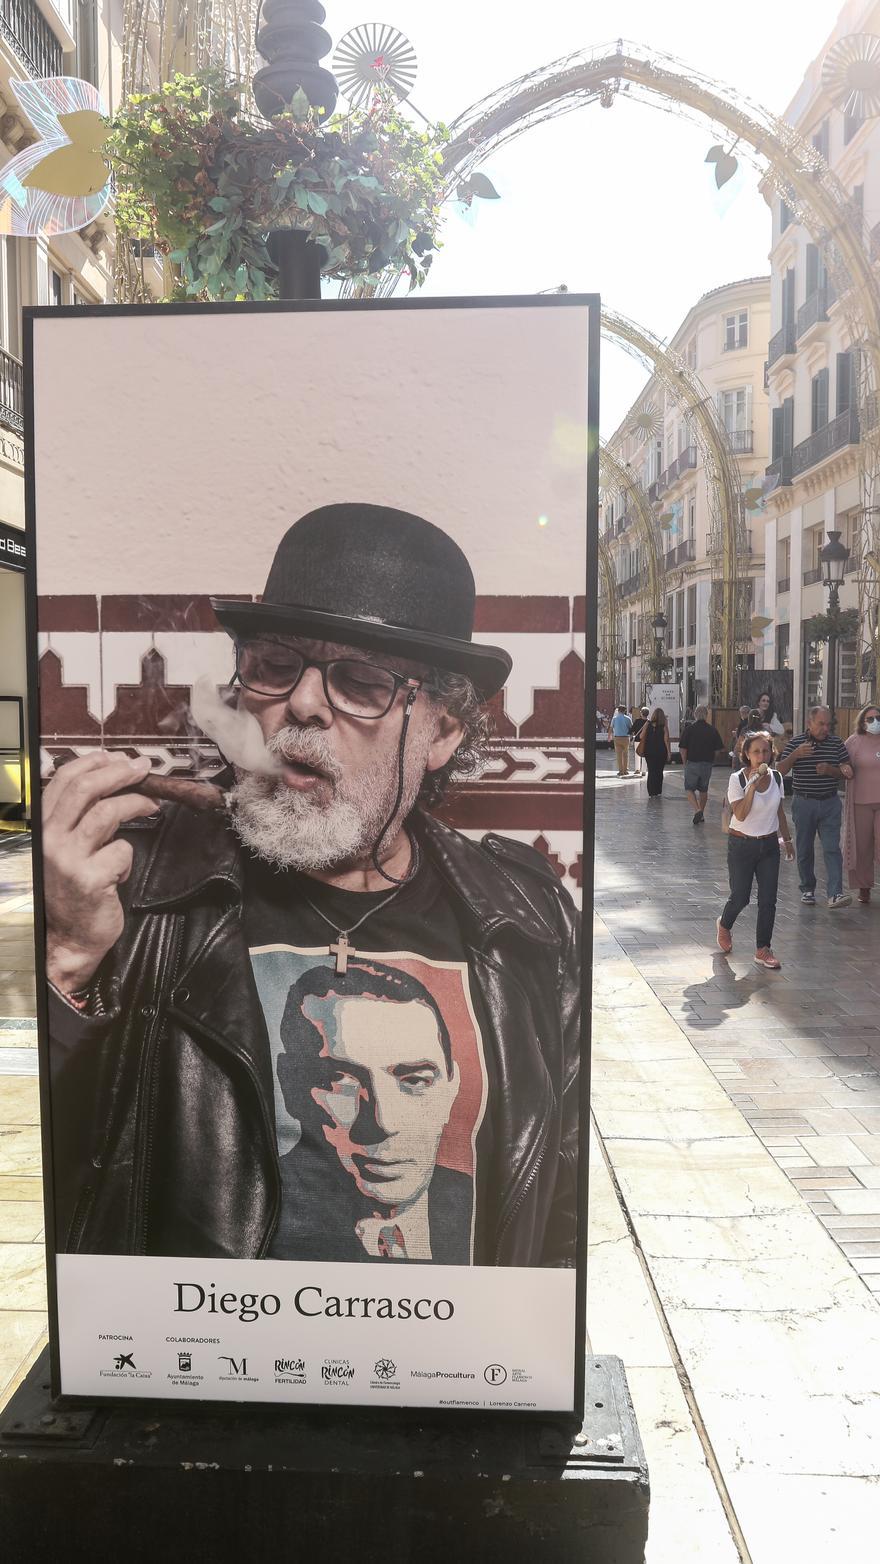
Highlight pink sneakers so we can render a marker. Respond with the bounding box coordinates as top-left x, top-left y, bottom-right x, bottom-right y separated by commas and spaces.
754, 948, 782, 970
